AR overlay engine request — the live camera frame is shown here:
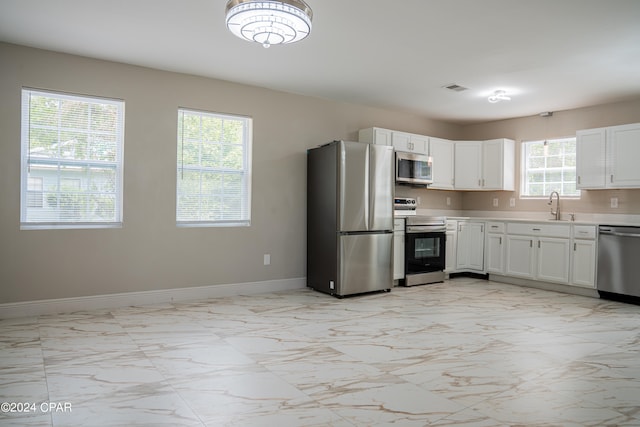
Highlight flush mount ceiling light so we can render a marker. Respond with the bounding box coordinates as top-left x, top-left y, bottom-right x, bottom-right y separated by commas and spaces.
225, 0, 313, 48
488, 90, 511, 103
